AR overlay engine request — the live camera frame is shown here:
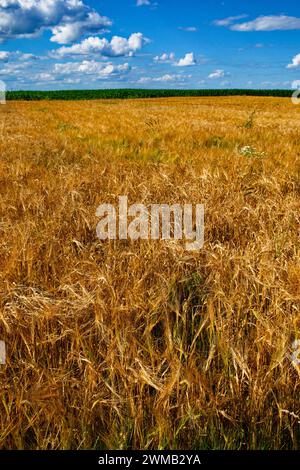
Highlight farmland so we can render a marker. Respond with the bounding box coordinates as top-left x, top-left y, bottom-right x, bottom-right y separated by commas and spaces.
0, 96, 300, 450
